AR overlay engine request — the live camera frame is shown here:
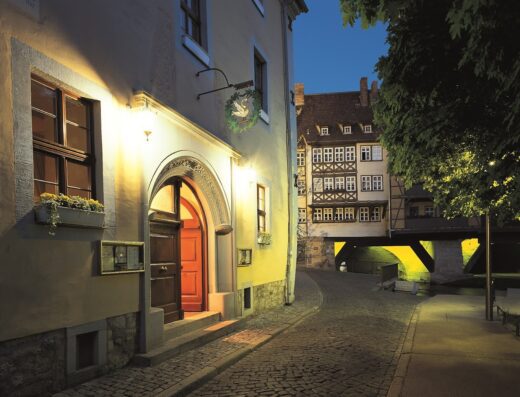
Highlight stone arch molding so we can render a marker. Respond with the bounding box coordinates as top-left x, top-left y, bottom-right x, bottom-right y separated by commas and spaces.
150, 156, 232, 235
